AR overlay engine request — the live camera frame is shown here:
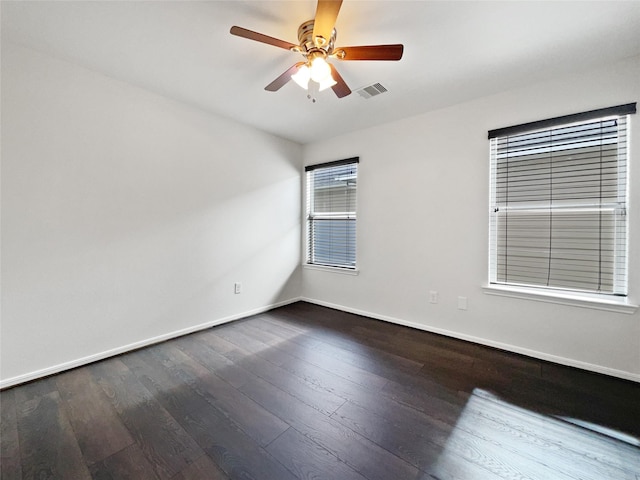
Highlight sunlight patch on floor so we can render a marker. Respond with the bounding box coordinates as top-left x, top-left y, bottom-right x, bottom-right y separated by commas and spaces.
432, 388, 639, 480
